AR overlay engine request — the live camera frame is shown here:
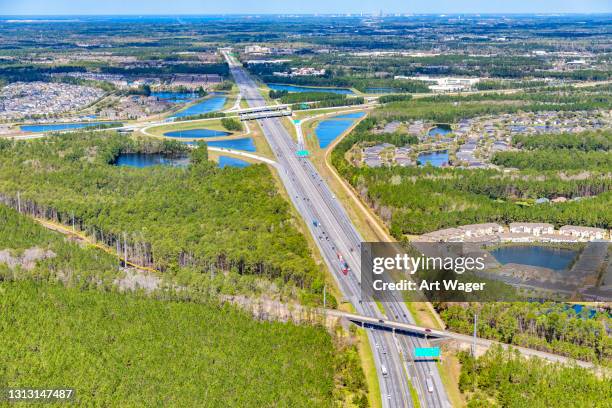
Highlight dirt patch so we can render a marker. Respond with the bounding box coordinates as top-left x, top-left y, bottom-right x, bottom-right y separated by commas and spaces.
0, 247, 56, 271
114, 268, 160, 293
